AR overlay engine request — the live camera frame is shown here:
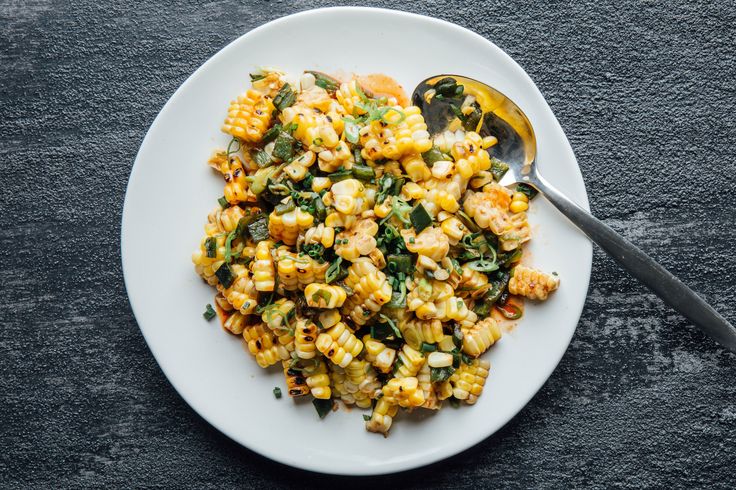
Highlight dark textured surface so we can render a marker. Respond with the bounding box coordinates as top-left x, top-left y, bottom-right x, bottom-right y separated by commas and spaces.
2, 0, 735, 487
